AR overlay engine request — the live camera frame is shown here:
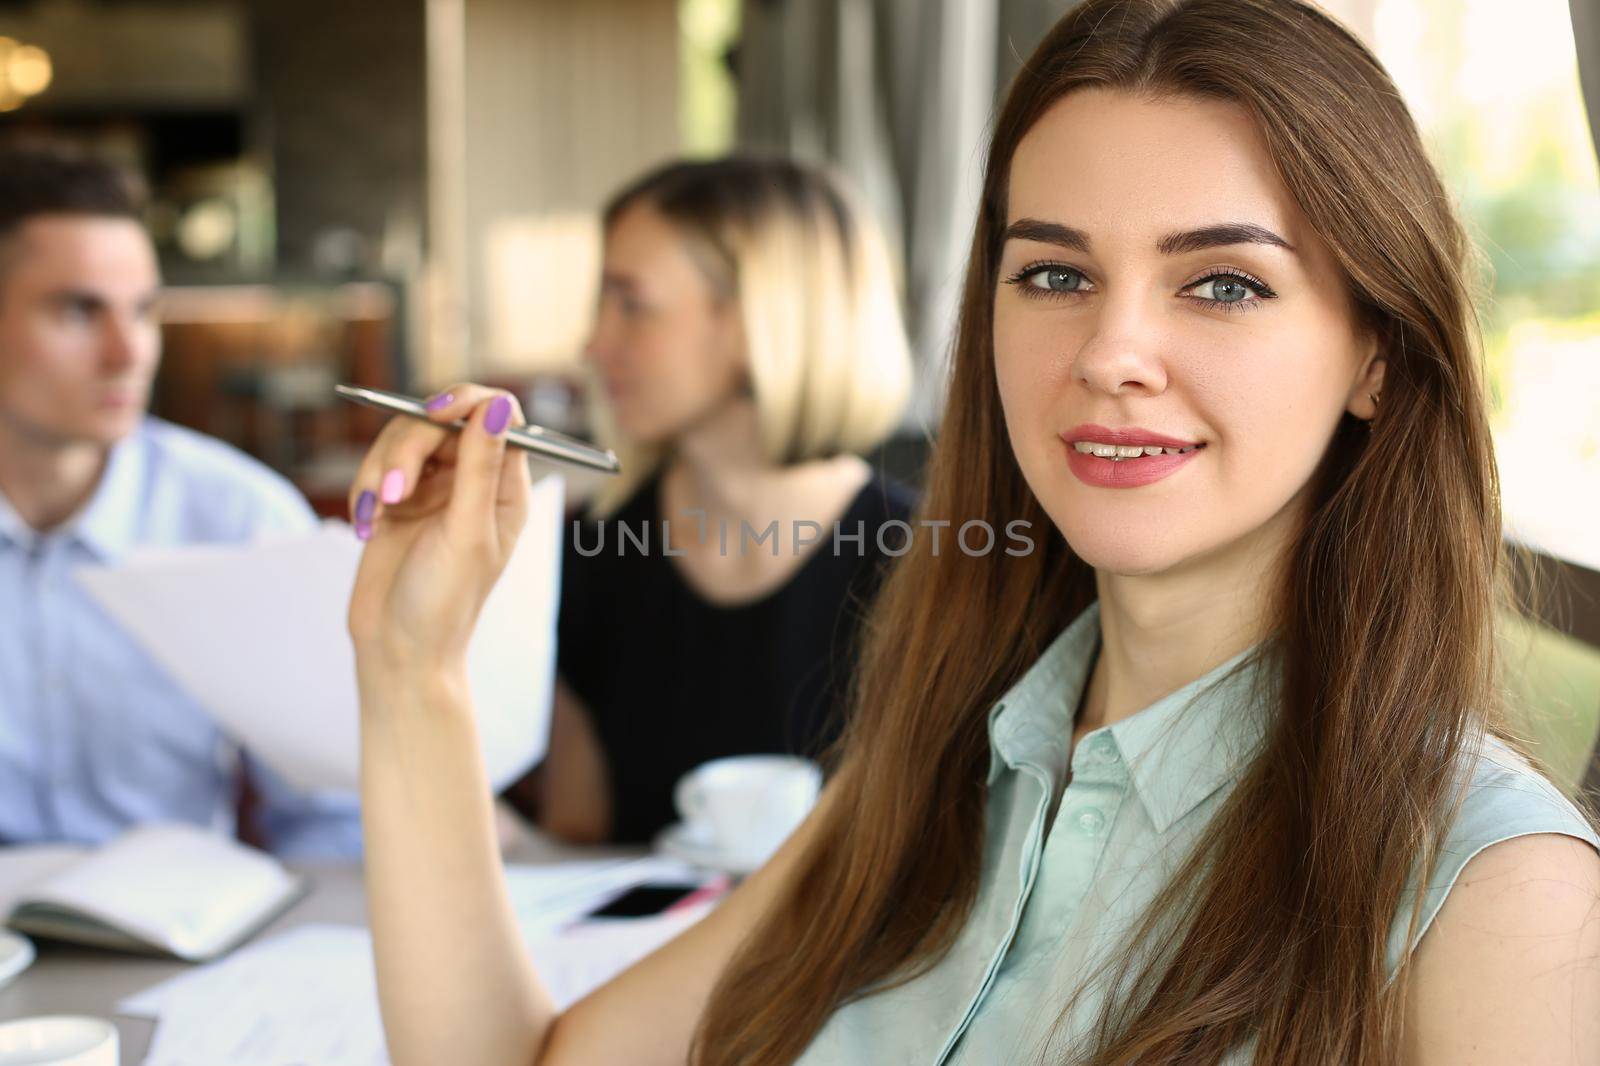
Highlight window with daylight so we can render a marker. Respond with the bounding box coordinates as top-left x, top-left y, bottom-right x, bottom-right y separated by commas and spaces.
1333, 0, 1600, 569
